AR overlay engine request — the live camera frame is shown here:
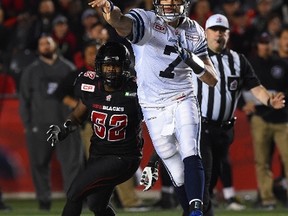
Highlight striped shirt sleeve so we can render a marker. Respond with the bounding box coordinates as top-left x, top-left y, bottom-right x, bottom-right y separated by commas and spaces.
240, 54, 261, 90
125, 9, 149, 44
